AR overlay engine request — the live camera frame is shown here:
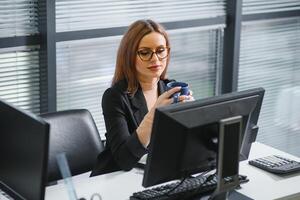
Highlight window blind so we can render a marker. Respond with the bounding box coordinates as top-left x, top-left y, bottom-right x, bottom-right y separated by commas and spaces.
0, 46, 41, 114
238, 18, 300, 156
168, 26, 224, 99
243, 0, 300, 14
56, 37, 120, 139
0, 0, 39, 38
56, 0, 226, 32
56, 26, 224, 139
